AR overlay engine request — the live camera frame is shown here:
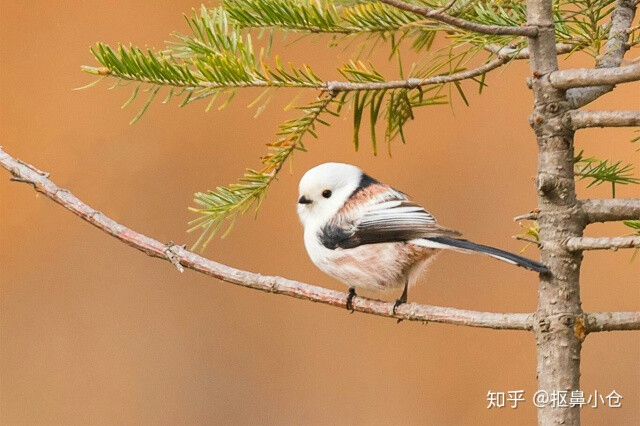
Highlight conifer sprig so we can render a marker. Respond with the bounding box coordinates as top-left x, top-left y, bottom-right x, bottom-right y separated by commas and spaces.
223, 0, 430, 36
188, 94, 337, 249
574, 150, 640, 198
